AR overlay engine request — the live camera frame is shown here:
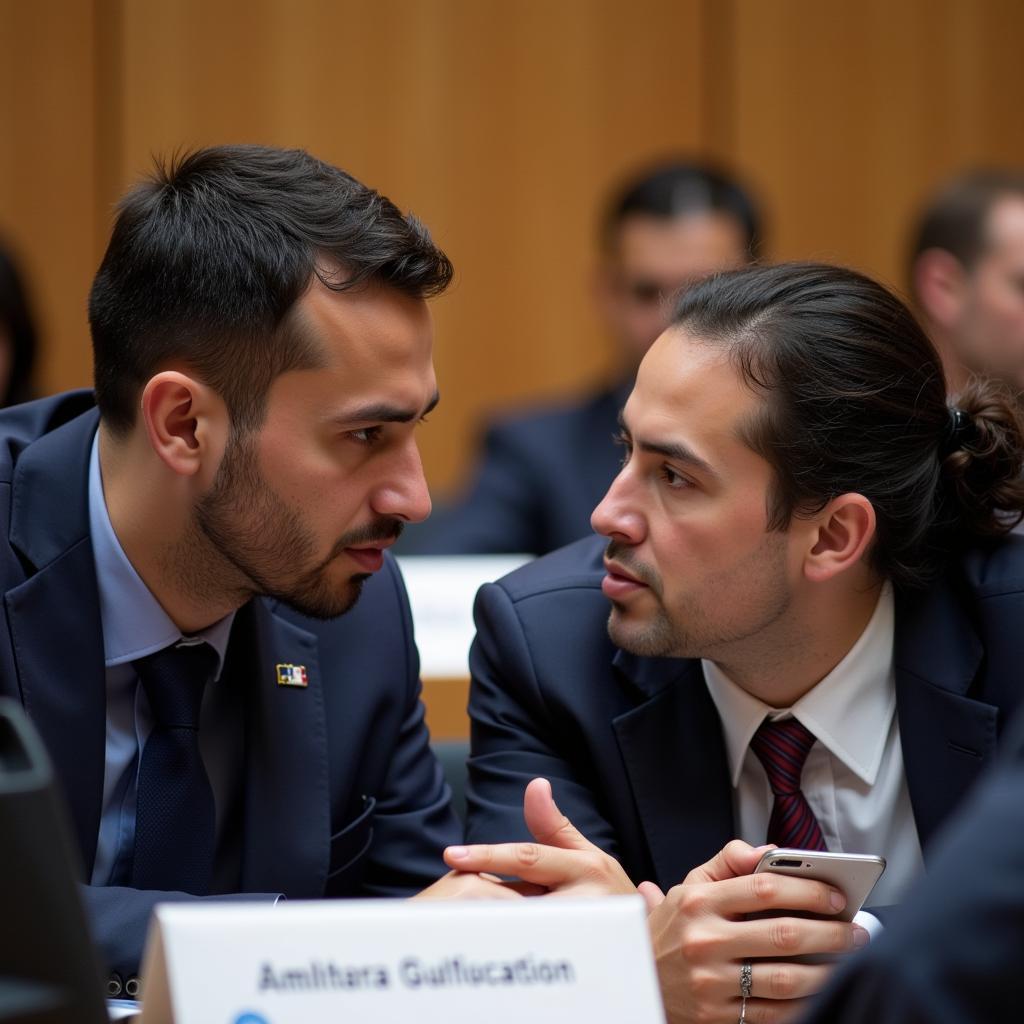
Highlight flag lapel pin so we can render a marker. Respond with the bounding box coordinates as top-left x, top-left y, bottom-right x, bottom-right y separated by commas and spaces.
276, 663, 309, 688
